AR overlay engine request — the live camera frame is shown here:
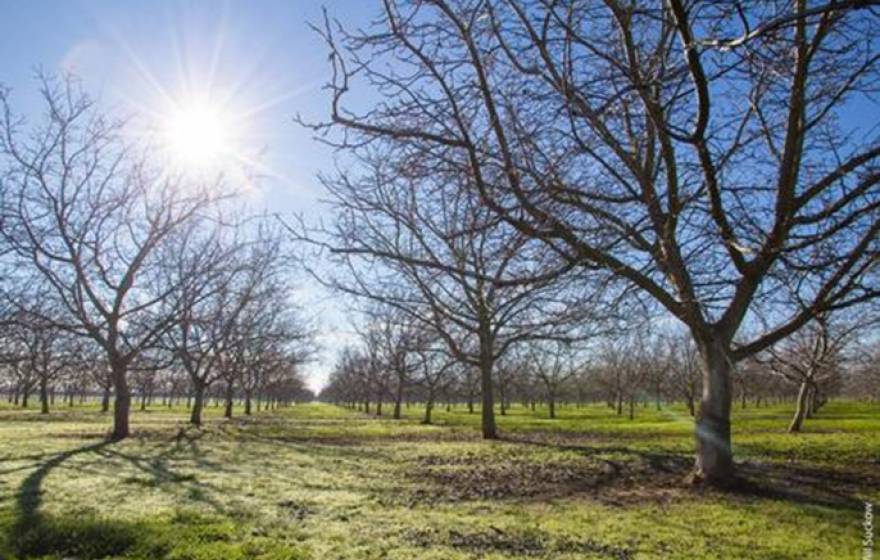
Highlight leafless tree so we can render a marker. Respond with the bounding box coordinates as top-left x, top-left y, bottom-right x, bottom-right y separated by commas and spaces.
762, 315, 864, 432
0, 76, 219, 438
308, 1, 880, 484
292, 151, 607, 438
526, 340, 582, 419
